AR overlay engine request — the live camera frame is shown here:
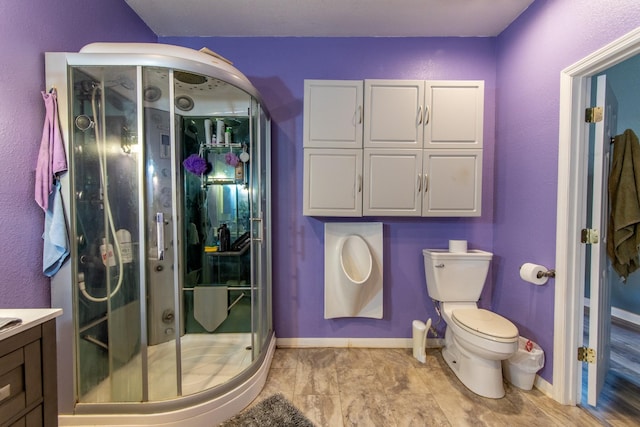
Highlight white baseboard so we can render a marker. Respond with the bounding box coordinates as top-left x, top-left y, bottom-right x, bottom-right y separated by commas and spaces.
276, 337, 445, 349
584, 298, 640, 326
533, 374, 553, 397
